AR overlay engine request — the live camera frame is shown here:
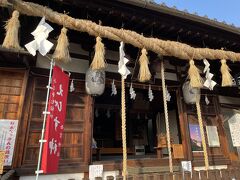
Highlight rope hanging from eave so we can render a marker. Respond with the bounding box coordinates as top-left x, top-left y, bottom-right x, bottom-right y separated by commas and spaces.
121, 77, 127, 180
3, 0, 240, 62
196, 100, 209, 171
161, 60, 173, 173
